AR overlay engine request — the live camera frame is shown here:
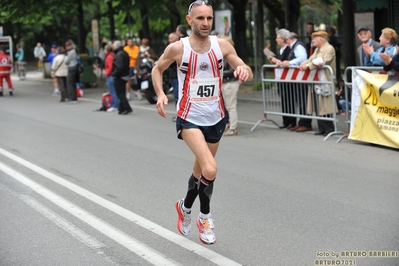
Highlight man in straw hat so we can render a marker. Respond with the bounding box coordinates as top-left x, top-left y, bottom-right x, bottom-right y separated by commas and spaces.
299, 30, 336, 136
